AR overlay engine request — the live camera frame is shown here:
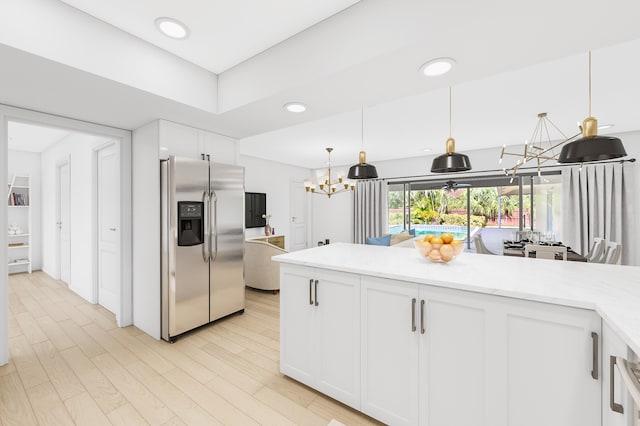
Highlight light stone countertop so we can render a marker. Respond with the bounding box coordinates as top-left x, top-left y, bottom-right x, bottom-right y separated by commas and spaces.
273, 242, 640, 356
